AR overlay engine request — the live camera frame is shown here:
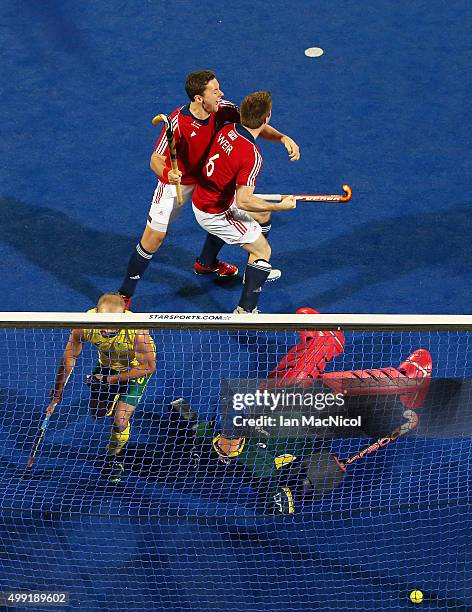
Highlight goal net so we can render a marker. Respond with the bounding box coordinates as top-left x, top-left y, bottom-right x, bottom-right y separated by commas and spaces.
0, 312, 470, 611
